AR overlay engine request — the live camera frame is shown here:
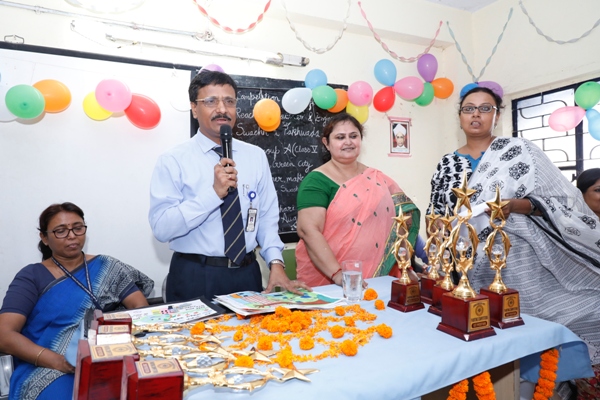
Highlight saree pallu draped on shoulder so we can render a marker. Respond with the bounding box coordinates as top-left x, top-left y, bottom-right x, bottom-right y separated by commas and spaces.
296, 168, 420, 287
10, 255, 153, 400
